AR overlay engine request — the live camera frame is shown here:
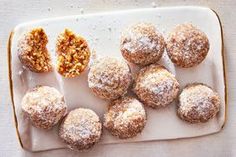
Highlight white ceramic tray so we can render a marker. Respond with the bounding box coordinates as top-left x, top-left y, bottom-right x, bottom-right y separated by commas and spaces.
8, 6, 226, 152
